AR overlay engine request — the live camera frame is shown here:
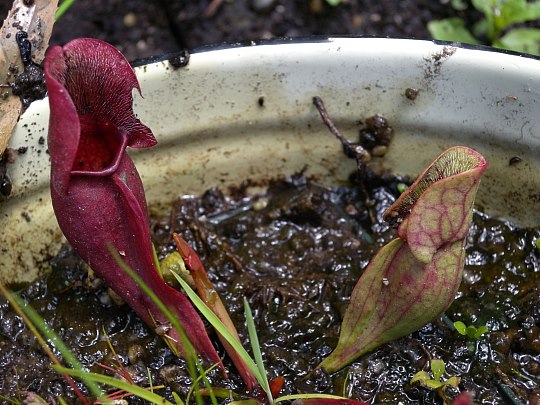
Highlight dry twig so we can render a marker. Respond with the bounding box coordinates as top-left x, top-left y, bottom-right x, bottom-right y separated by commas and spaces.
312, 96, 370, 171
